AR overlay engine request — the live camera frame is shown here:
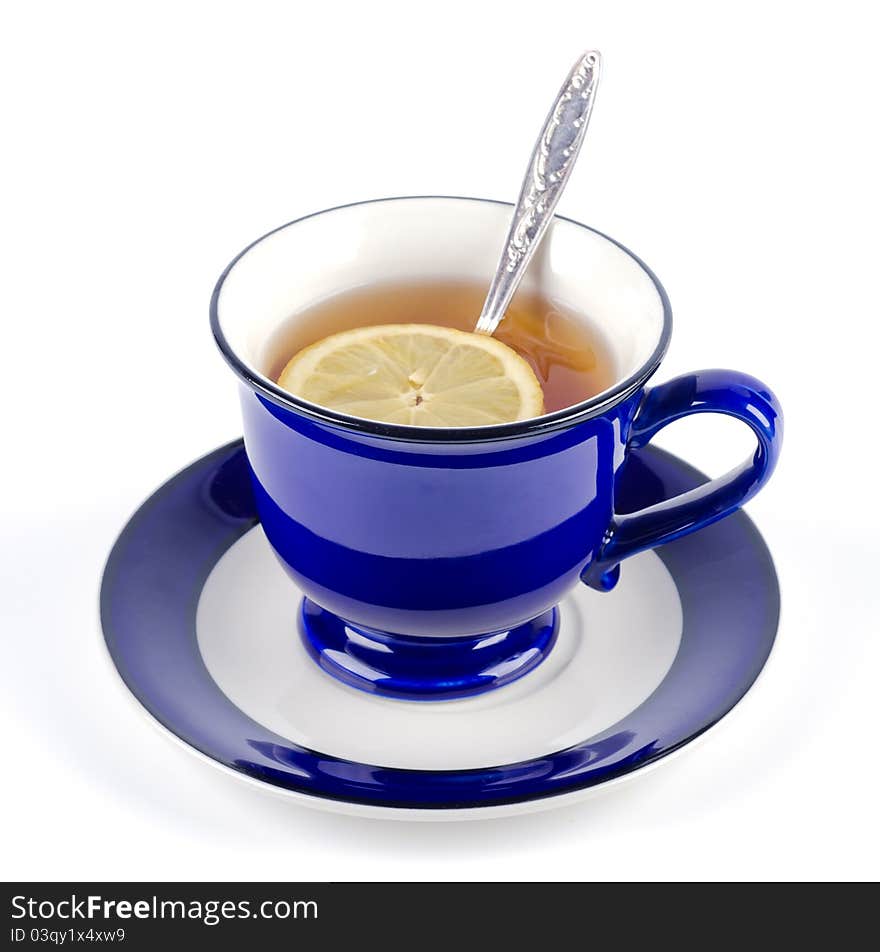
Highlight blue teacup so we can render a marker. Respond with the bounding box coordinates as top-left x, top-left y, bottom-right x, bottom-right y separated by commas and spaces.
211, 196, 782, 701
